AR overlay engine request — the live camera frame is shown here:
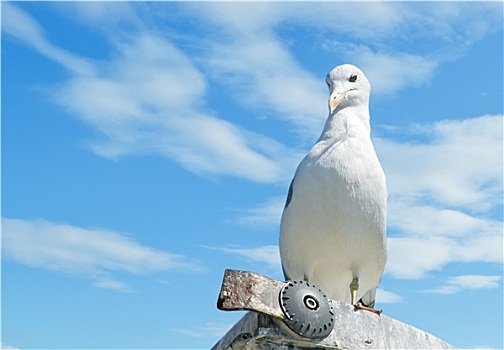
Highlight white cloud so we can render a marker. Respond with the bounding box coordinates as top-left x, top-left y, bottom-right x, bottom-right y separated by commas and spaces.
376, 289, 403, 304
385, 204, 502, 280
4, 3, 502, 184
169, 322, 234, 339
187, 2, 496, 46
448, 275, 502, 290
168, 327, 203, 338
2, 2, 94, 76
377, 115, 503, 210
1, 343, 20, 350
182, 2, 284, 36
92, 278, 133, 293
376, 115, 503, 279
52, 2, 141, 30
189, 2, 502, 103
204, 245, 281, 272
386, 236, 451, 279
234, 195, 286, 228
205, 36, 327, 139
150, 115, 296, 183
203, 323, 235, 337
287, 2, 407, 40
422, 275, 502, 295
3, 4, 295, 184
2, 218, 203, 291
325, 43, 439, 96
316, 2, 503, 77
179, 3, 331, 140
386, 231, 502, 280
388, 201, 501, 239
